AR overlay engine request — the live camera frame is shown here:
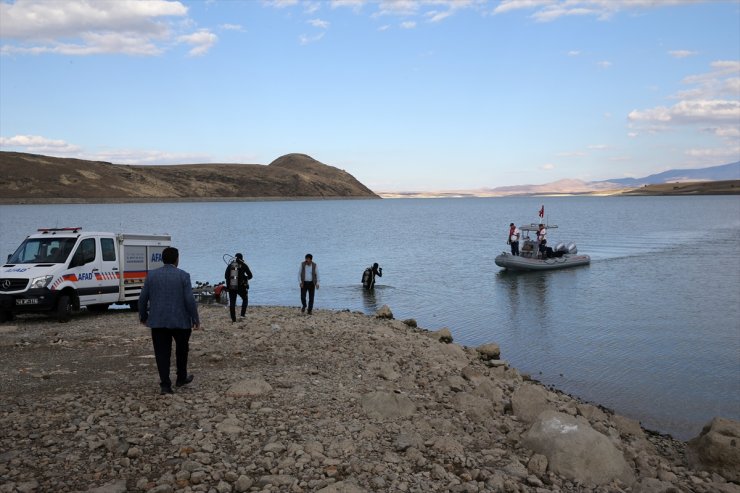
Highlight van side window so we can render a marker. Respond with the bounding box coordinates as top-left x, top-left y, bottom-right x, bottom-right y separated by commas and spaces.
71, 238, 96, 267
101, 238, 116, 261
